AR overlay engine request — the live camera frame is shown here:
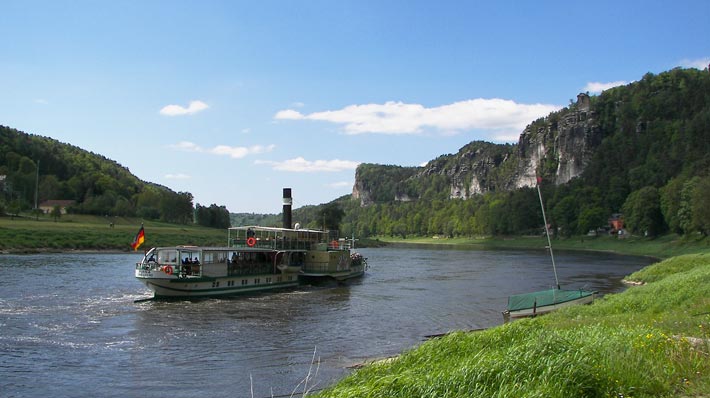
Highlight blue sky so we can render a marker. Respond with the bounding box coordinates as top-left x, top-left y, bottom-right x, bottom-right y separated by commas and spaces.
1, 1, 709, 213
